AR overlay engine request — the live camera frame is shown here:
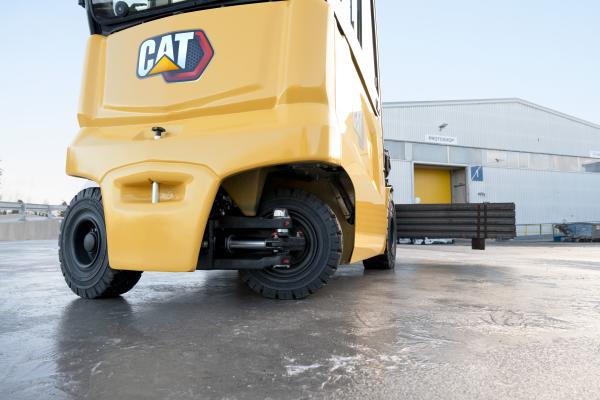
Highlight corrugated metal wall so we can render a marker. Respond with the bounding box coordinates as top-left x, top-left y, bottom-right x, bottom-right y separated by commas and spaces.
384, 100, 600, 227
383, 100, 600, 157
469, 167, 600, 224
387, 162, 600, 225
389, 160, 412, 204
